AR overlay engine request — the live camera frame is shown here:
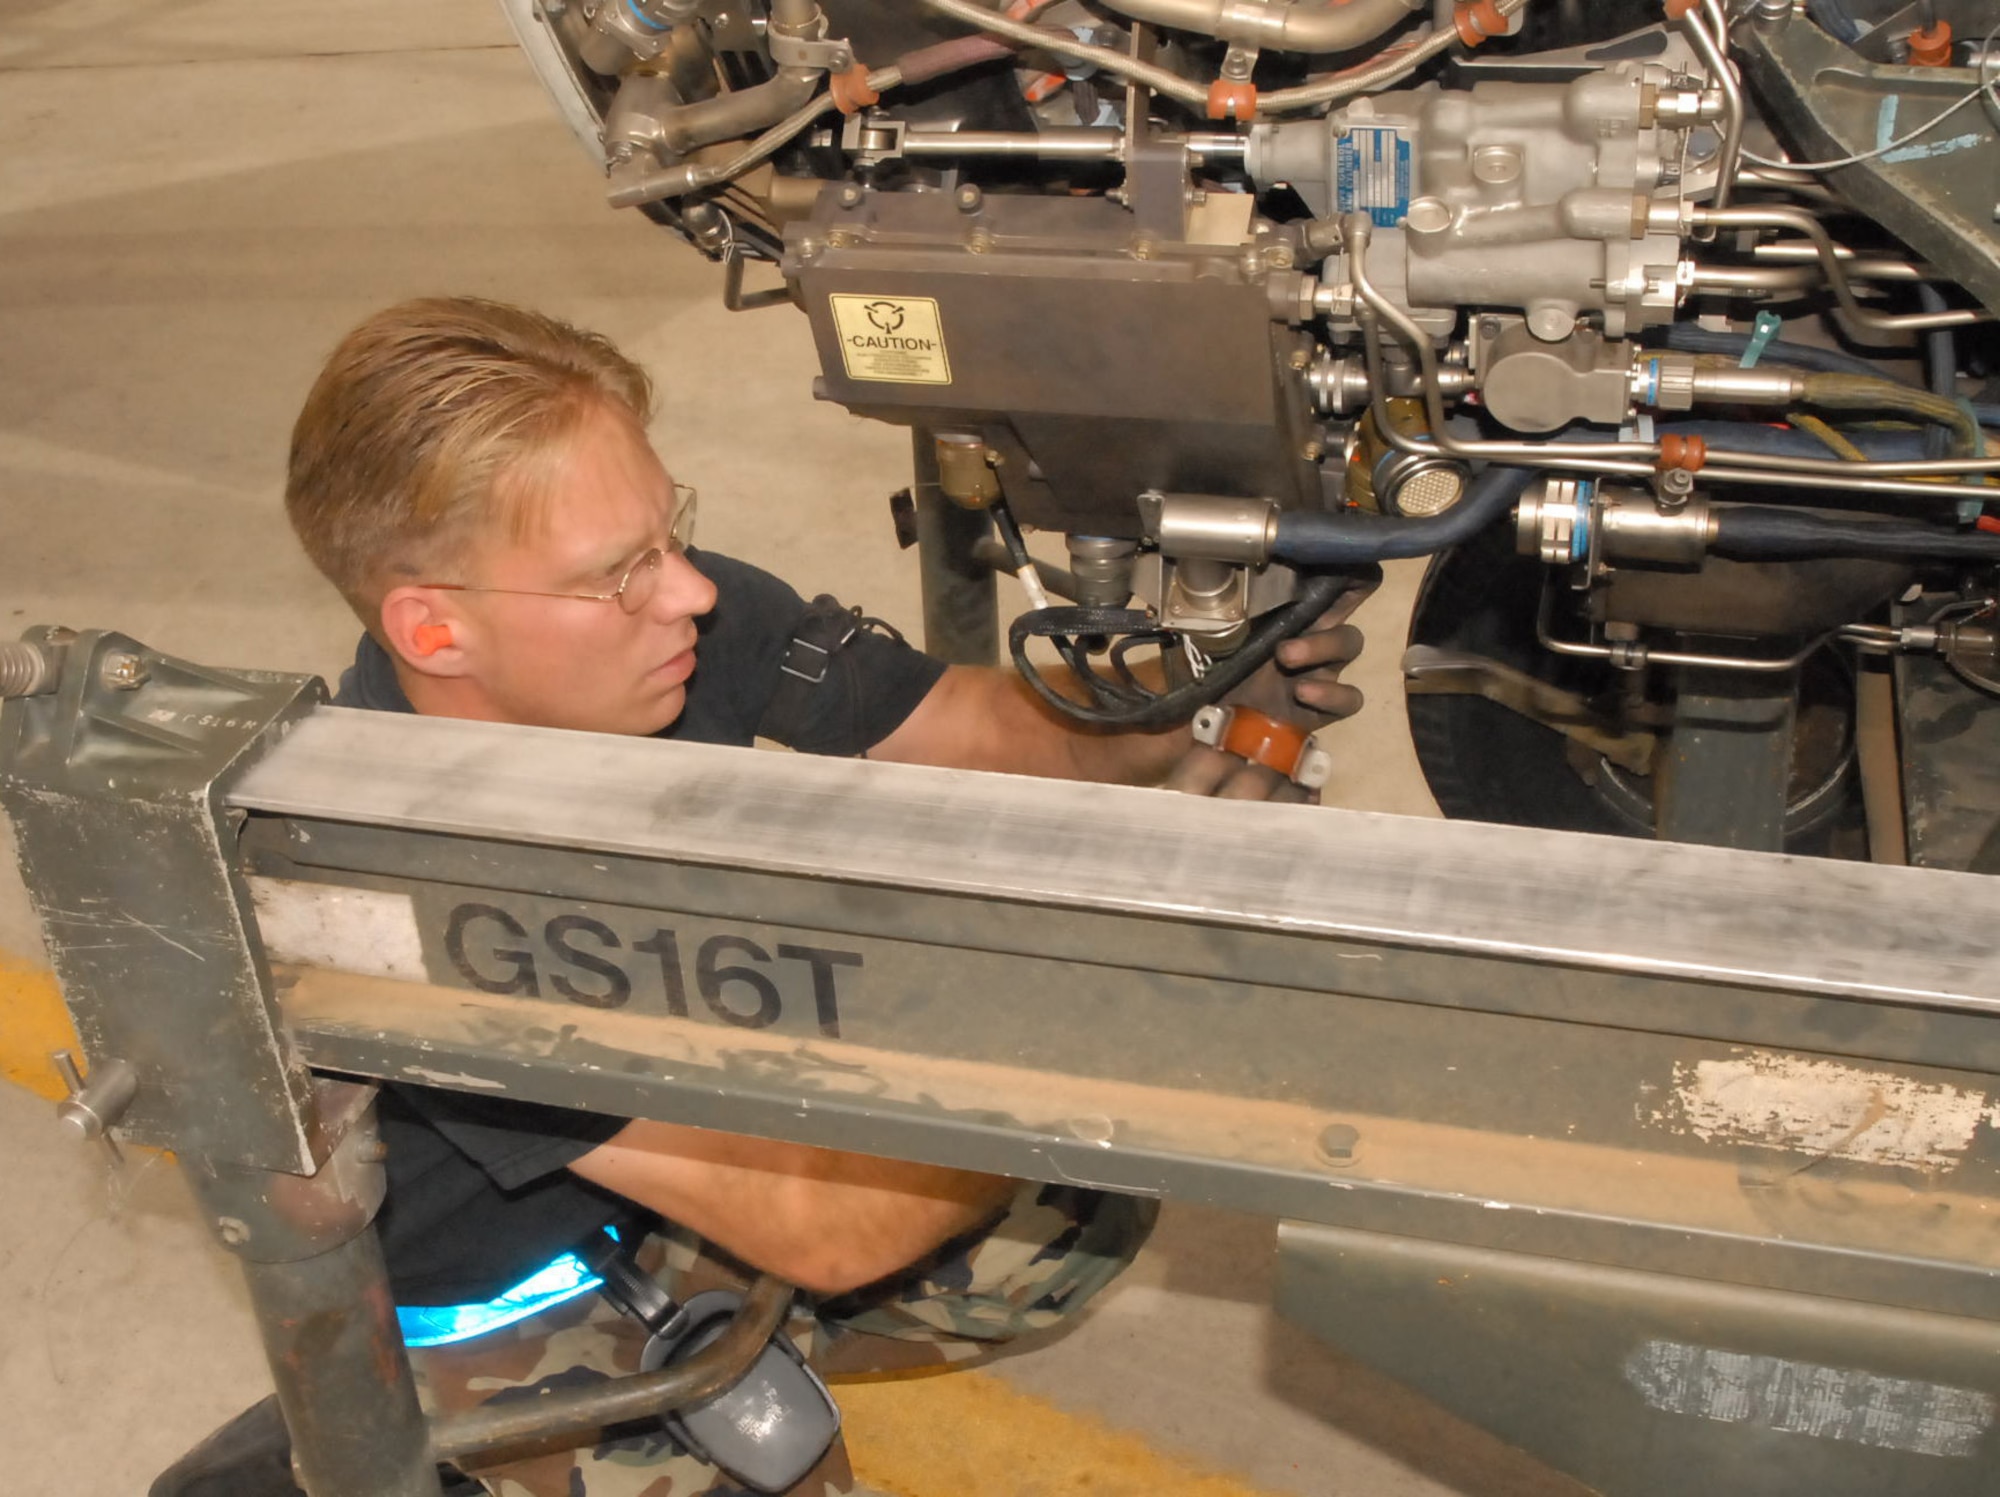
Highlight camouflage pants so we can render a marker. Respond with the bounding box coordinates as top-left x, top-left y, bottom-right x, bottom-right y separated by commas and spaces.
411, 1181, 1157, 1496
